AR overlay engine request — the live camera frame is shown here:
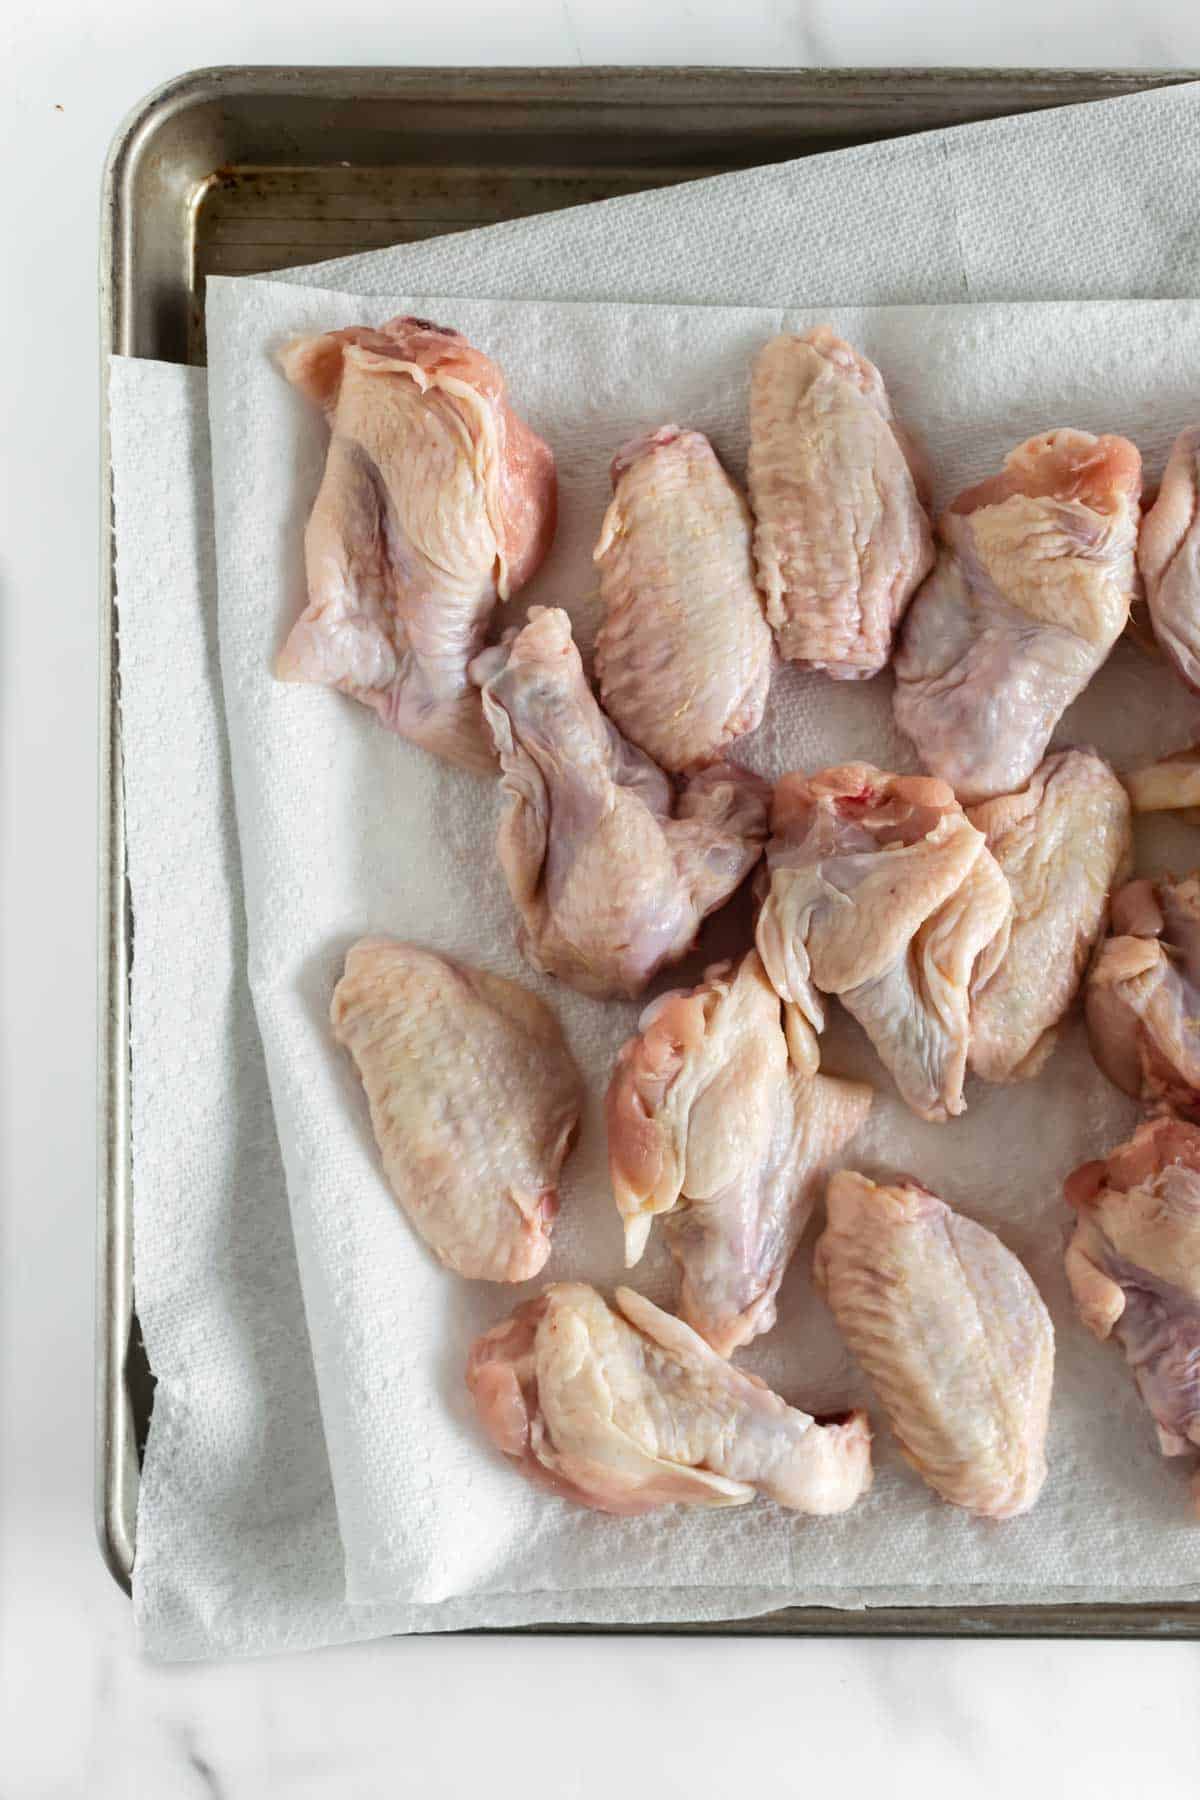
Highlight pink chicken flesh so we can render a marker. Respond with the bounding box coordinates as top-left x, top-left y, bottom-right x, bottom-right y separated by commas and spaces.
607, 949, 872, 1355
967, 748, 1132, 1084
1086, 872, 1200, 1122
893, 429, 1142, 802
277, 316, 556, 772
594, 426, 773, 774
466, 1282, 873, 1516
754, 763, 1012, 1122
815, 1171, 1055, 1519
1139, 426, 1200, 693
1065, 1116, 1200, 1515
471, 606, 769, 999
331, 938, 583, 1281
747, 327, 933, 678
